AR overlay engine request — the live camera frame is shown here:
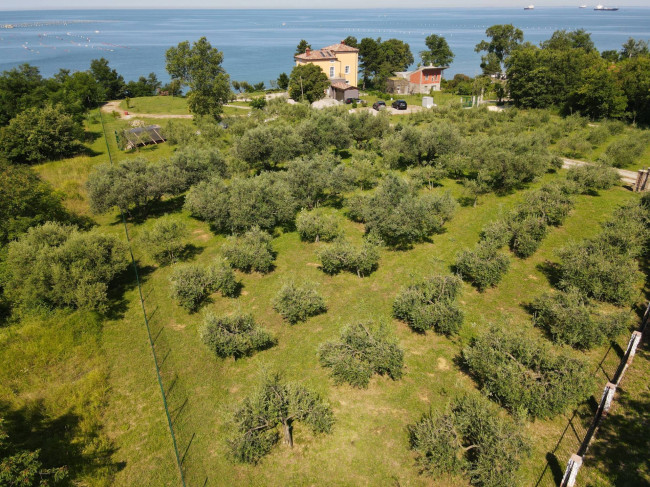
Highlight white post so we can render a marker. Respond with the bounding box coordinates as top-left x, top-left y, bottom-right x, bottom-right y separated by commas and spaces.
560, 454, 583, 487
626, 331, 642, 361
601, 382, 616, 415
